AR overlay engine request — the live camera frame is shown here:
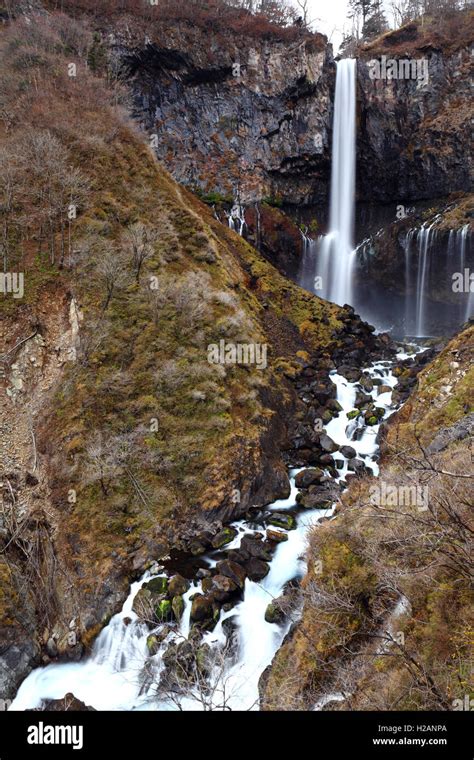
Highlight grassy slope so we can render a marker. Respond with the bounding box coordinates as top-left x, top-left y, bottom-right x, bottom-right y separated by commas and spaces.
0, 12, 343, 649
